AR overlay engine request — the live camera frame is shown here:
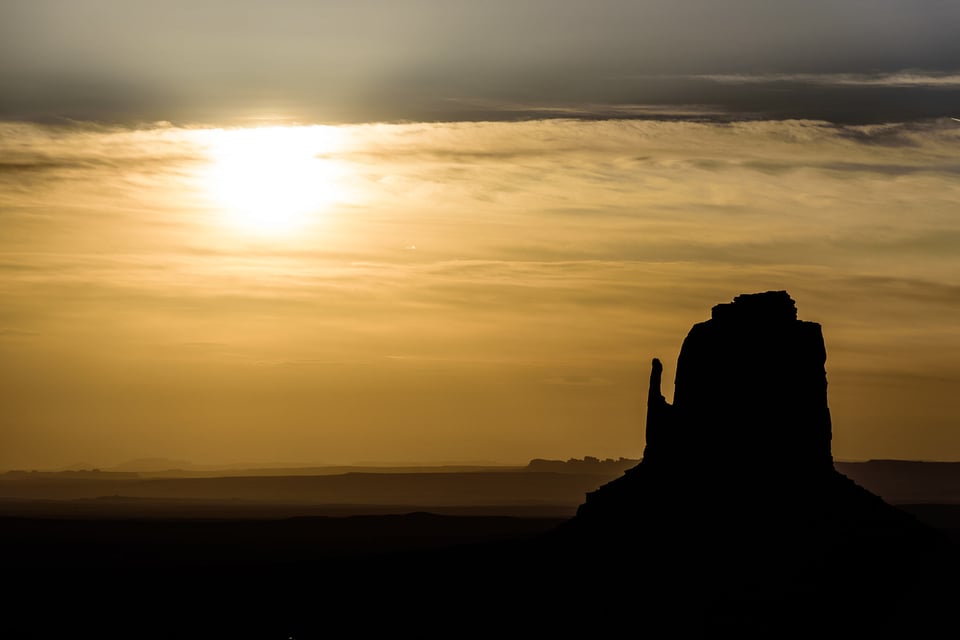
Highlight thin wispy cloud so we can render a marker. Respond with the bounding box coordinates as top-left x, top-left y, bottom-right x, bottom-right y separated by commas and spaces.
698, 71, 960, 88
440, 99, 732, 120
